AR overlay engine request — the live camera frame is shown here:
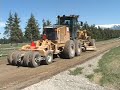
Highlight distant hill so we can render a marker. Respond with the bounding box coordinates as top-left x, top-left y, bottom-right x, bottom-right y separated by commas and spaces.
95, 24, 120, 30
